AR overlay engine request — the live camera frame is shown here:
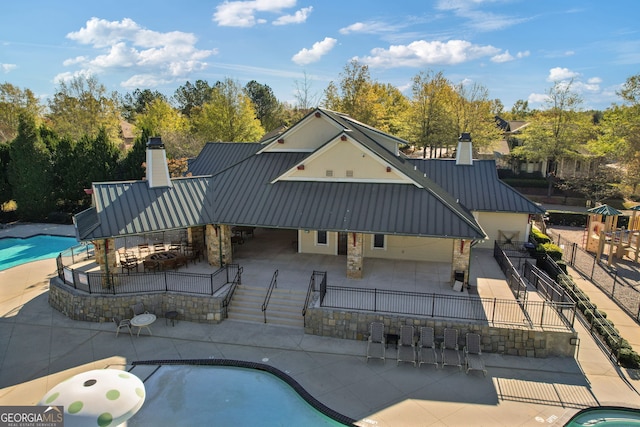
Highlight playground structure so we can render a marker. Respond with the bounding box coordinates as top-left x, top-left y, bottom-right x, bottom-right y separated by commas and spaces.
584, 204, 640, 266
